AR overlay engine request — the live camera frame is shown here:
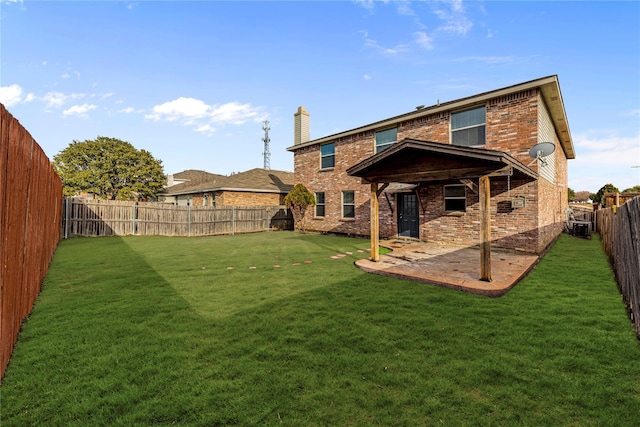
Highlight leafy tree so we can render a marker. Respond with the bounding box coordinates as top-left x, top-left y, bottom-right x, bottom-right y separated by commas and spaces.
284, 183, 315, 233
623, 185, 640, 193
591, 183, 620, 206
53, 136, 165, 200
574, 191, 591, 203
568, 187, 576, 202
